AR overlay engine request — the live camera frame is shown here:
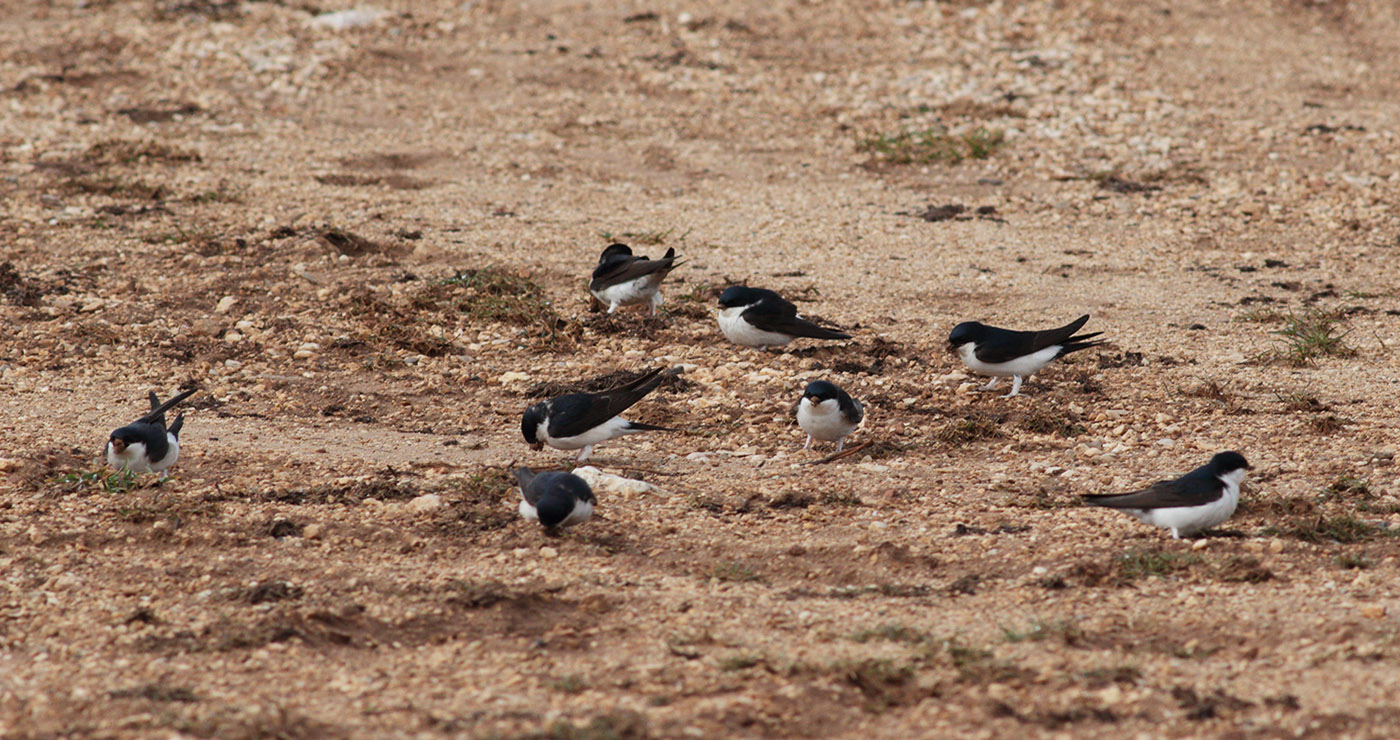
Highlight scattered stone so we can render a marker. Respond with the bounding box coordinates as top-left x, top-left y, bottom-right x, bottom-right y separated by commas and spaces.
406, 494, 443, 513
573, 466, 652, 496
